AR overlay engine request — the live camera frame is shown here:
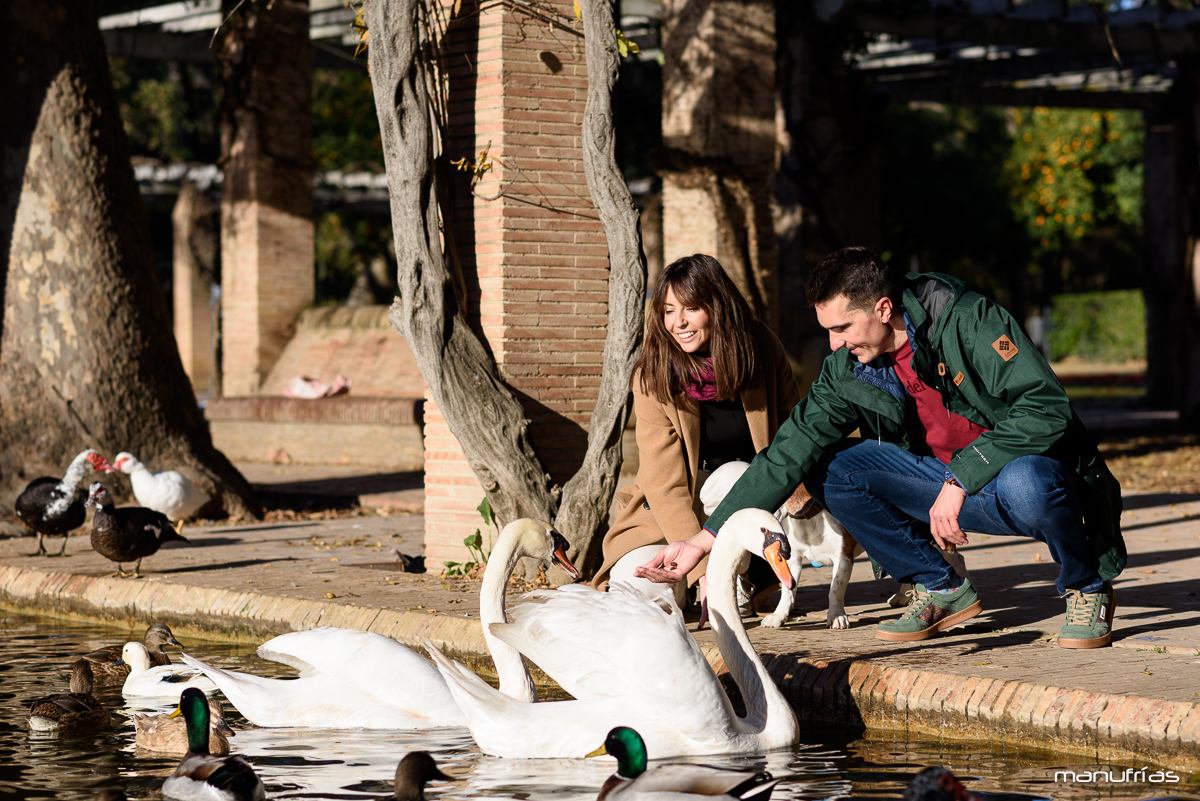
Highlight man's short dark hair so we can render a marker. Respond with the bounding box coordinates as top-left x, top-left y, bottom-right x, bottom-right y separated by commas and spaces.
805, 247, 899, 311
